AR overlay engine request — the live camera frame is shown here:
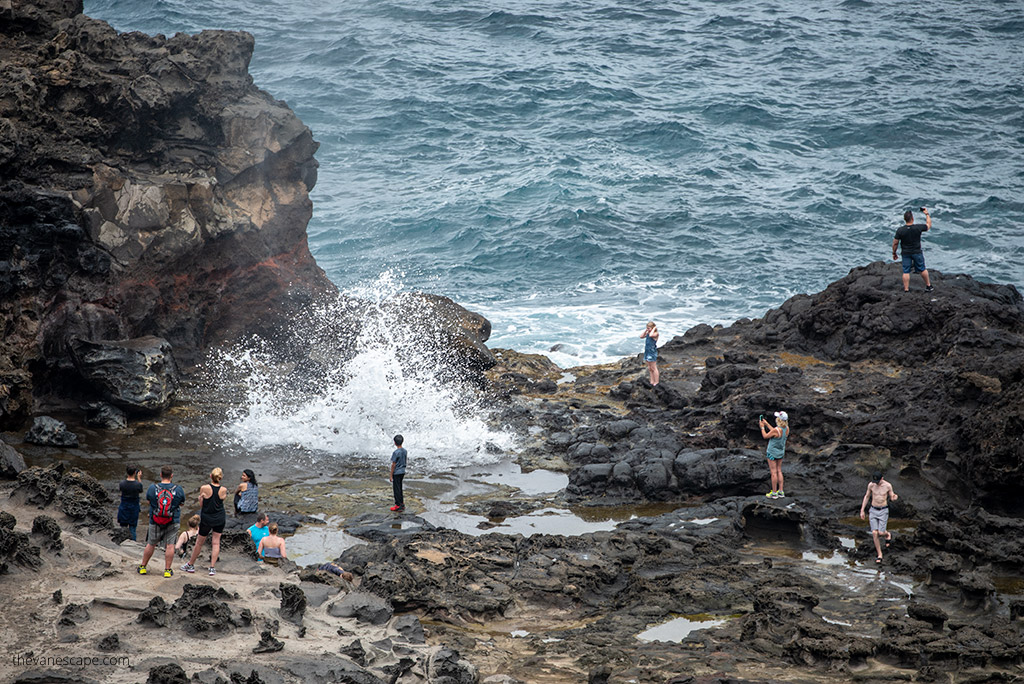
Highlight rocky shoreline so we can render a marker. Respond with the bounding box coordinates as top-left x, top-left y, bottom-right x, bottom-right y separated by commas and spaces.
2, 261, 1022, 683
2, 2, 1023, 683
